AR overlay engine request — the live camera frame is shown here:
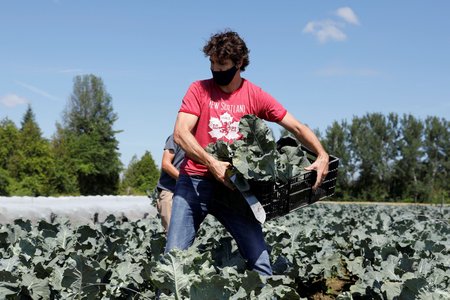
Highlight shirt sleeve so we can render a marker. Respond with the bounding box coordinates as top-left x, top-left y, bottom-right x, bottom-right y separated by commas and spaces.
255, 87, 287, 122
179, 81, 202, 117
164, 135, 176, 151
